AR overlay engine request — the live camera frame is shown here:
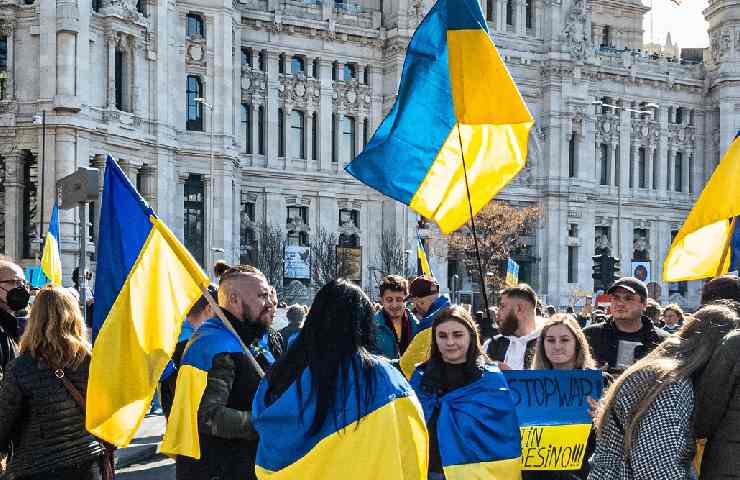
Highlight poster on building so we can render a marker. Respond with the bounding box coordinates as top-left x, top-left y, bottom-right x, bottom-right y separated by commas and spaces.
503, 370, 603, 471
337, 246, 362, 283
284, 245, 310, 279
631, 261, 651, 283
